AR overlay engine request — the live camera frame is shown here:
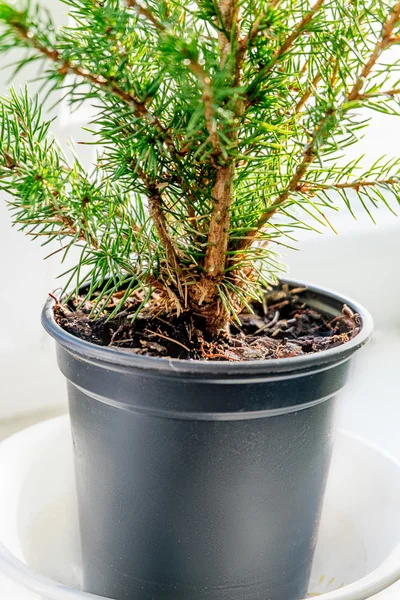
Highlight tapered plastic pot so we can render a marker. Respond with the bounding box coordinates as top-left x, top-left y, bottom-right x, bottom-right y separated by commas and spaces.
42, 280, 373, 600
